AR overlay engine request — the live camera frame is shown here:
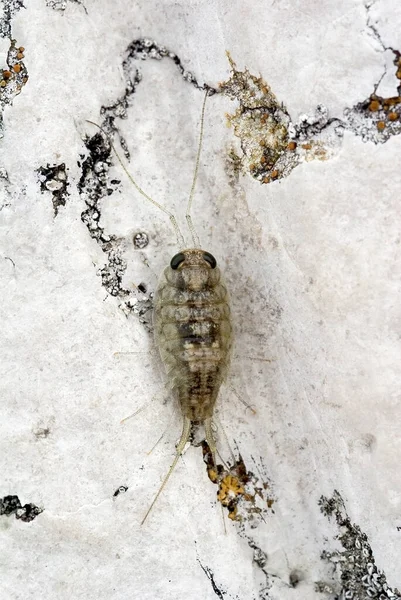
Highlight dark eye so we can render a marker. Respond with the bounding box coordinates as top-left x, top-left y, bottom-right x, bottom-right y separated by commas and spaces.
170, 252, 186, 270
203, 252, 217, 269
